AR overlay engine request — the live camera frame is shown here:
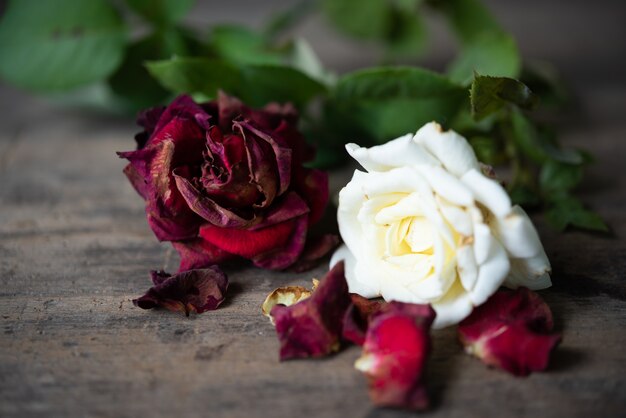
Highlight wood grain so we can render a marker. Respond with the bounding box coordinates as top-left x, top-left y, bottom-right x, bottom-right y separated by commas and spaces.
1, 1, 625, 417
